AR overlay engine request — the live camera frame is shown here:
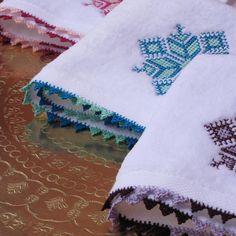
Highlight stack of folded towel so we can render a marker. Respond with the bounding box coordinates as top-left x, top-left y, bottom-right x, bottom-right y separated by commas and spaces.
0, 0, 122, 52
1, 0, 236, 234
